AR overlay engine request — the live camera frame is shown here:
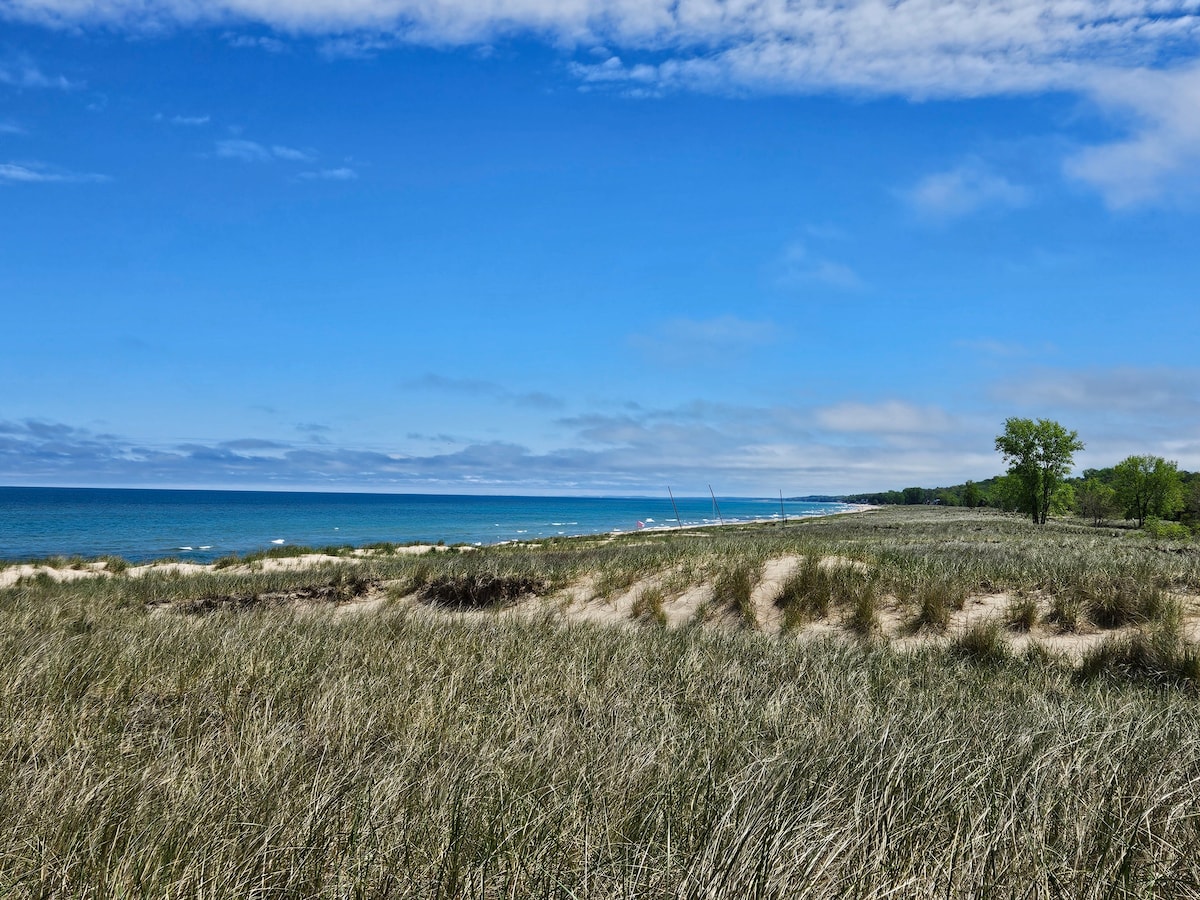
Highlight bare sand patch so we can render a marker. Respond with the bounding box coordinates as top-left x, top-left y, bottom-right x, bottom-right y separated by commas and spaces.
0, 563, 109, 588
129, 562, 210, 578
750, 556, 801, 634
235, 554, 346, 574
